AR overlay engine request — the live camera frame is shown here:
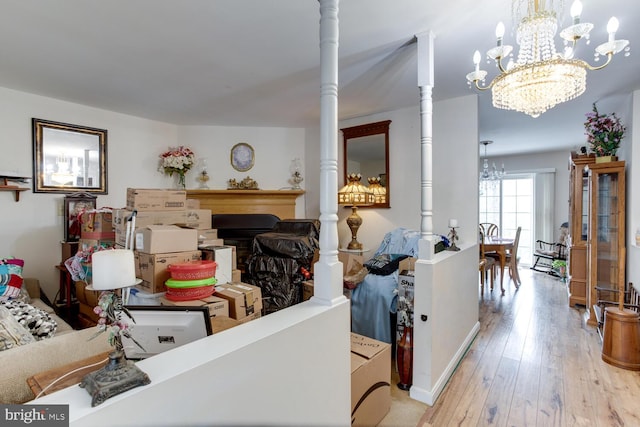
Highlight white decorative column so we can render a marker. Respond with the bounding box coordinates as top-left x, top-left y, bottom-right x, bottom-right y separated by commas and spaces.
312, 0, 345, 305
416, 31, 436, 260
